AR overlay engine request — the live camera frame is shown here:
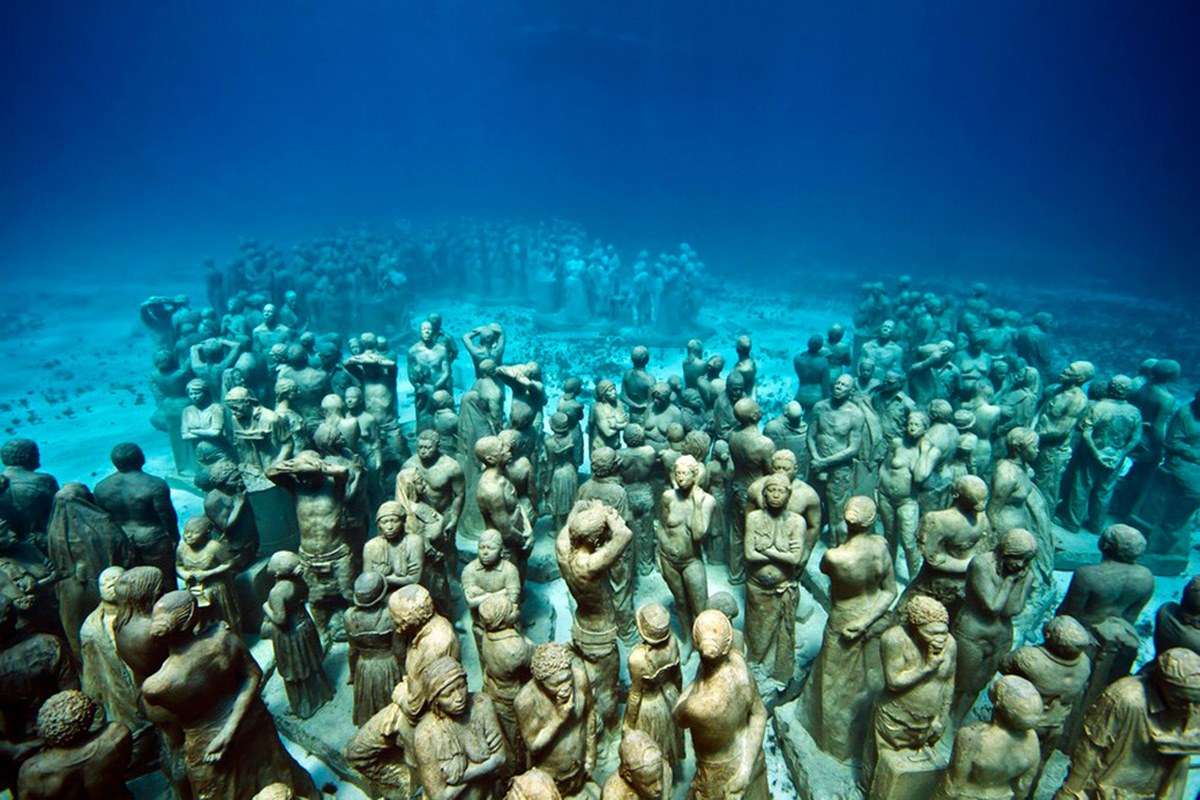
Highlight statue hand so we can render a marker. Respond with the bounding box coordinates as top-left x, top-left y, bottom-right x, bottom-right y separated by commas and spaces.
203, 729, 233, 763
840, 623, 863, 642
